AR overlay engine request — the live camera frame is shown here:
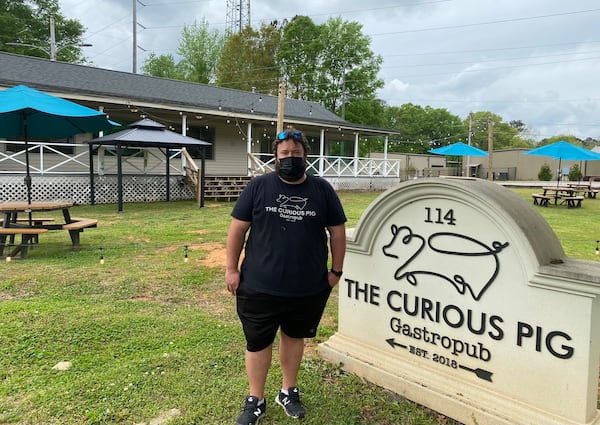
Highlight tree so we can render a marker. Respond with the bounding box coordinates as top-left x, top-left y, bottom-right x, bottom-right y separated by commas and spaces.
321, 17, 383, 116
176, 19, 225, 84
345, 97, 388, 156
509, 120, 527, 133
216, 22, 282, 94
344, 96, 387, 128
538, 163, 553, 181
141, 53, 181, 79
467, 111, 522, 151
278, 16, 383, 116
539, 134, 580, 146
384, 103, 465, 154
143, 19, 225, 84
0, 0, 86, 63
568, 163, 583, 182
215, 15, 384, 114
277, 15, 322, 101
581, 137, 600, 150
